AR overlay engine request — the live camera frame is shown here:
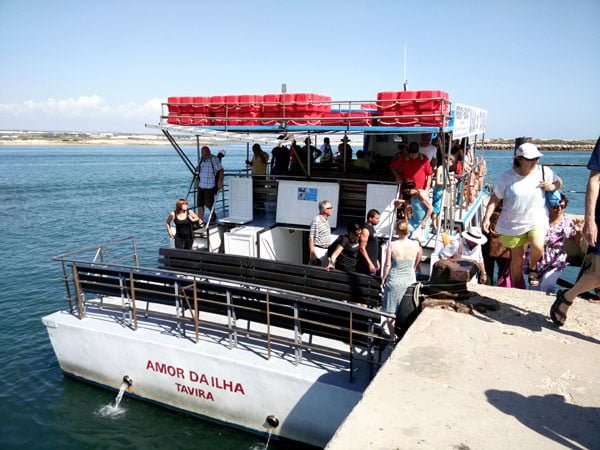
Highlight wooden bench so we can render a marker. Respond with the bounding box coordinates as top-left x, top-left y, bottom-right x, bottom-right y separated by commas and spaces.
158, 248, 382, 308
